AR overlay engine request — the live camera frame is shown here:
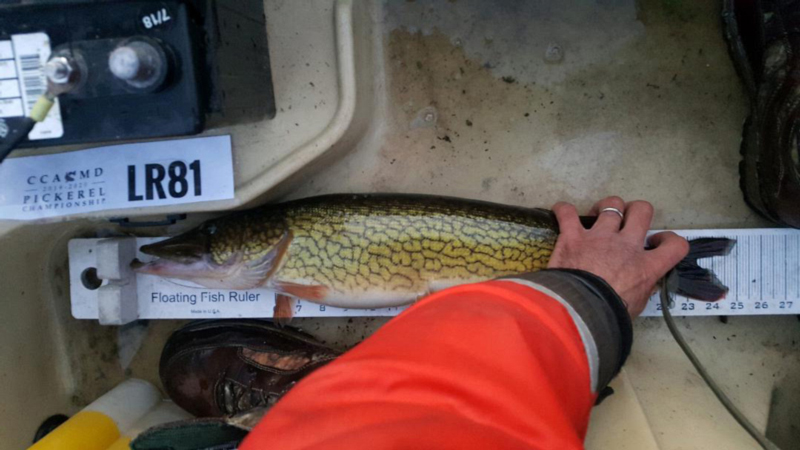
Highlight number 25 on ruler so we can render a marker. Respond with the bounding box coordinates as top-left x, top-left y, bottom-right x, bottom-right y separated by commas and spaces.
128, 161, 201, 201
